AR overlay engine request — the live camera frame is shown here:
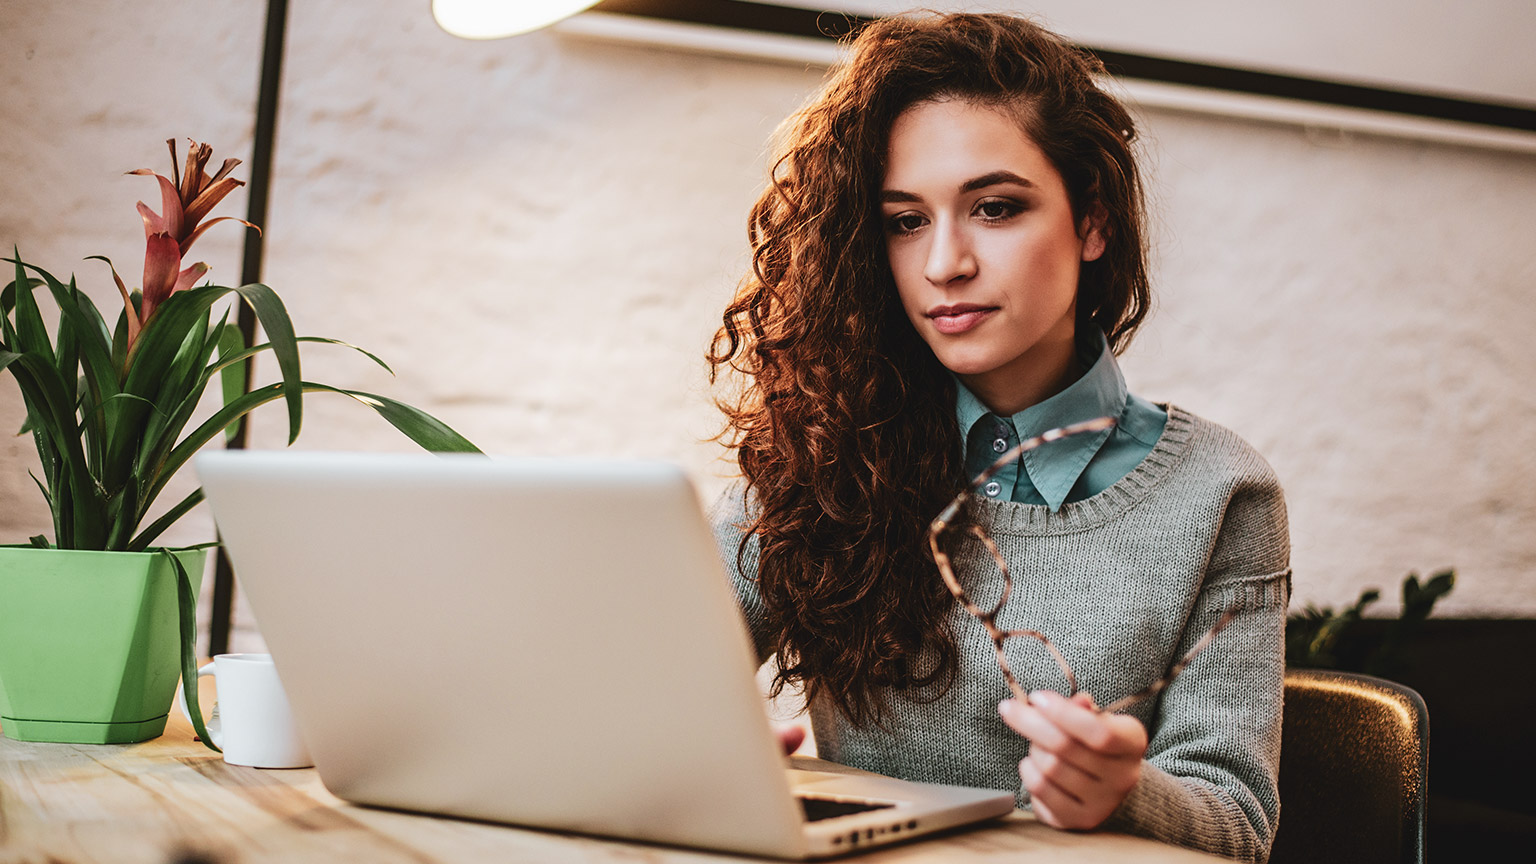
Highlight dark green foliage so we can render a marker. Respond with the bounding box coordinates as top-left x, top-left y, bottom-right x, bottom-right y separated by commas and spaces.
1286, 569, 1456, 676
2, 251, 481, 551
